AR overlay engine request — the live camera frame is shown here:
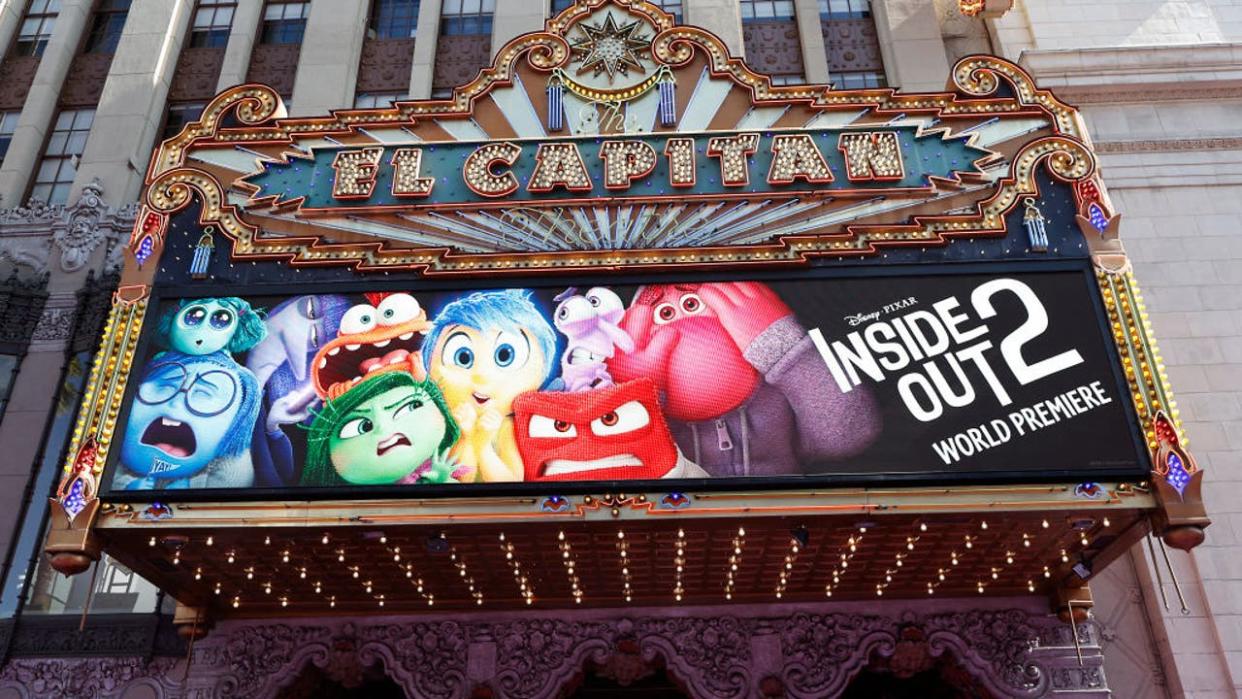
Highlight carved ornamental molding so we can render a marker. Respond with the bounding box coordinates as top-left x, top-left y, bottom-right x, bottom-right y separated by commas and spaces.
0, 179, 139, 277
0, 604, 1110, 698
